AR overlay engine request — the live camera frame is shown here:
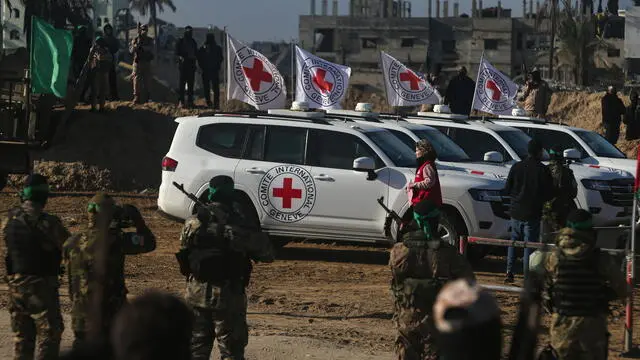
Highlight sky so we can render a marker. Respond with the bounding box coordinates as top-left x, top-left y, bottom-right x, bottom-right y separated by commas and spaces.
140, 0, 636, 43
